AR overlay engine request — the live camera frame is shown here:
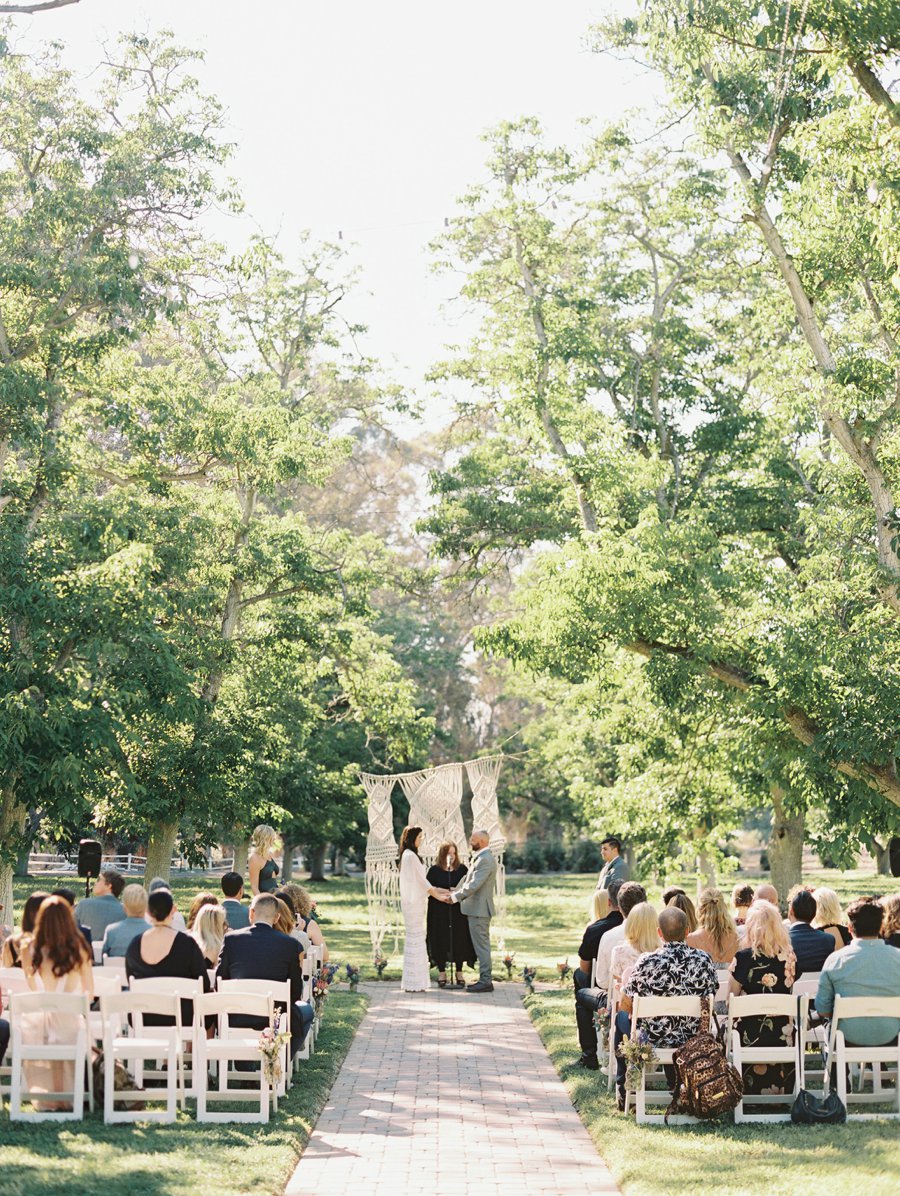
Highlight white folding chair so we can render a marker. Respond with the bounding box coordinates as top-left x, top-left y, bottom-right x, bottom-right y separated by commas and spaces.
128, 977, 203, 1094
605, 980, 619, 1093
195, 991, 275, 1123
99, 991, 183, 1123
88, 972, 125, 1045
217, 979, 292, 1096
8, 991, 92, 1121
629, 995, 704, 1124
728, 994, 807, 1122
100, 957, 129, 979
825, 995, 900, 1120
0, 969, 32, 1103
